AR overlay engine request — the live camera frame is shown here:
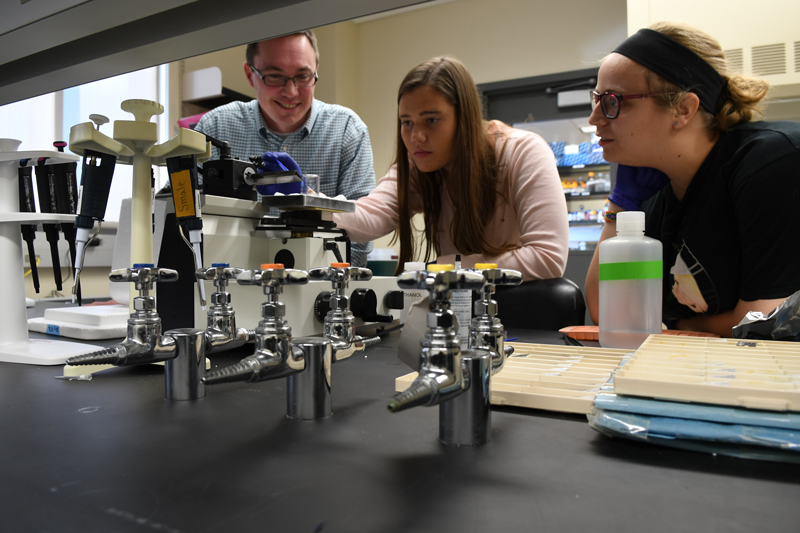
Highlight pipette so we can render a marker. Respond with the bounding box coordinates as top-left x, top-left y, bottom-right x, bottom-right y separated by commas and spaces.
72, 148, 117, 304
17, 161, 40, 293
34, 158, 65, 291
51, 141, 81, 302
165, 154, 206, 309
